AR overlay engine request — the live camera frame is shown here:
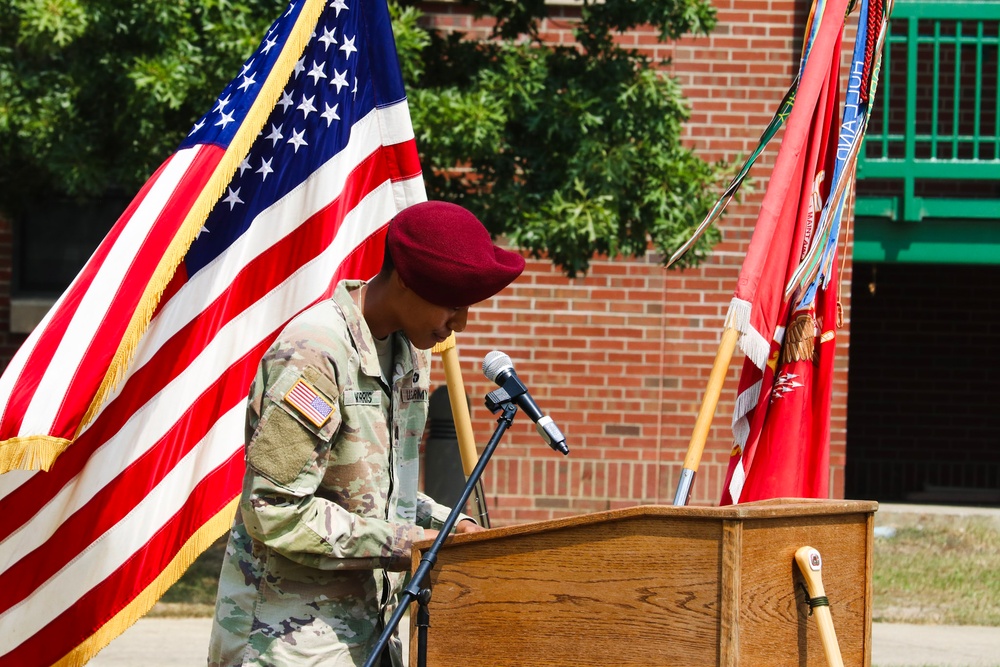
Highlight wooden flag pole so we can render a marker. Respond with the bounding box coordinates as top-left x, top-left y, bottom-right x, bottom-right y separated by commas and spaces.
432, 334, 491, 527
795, 546, 846, 667
672, 325, 739, 506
